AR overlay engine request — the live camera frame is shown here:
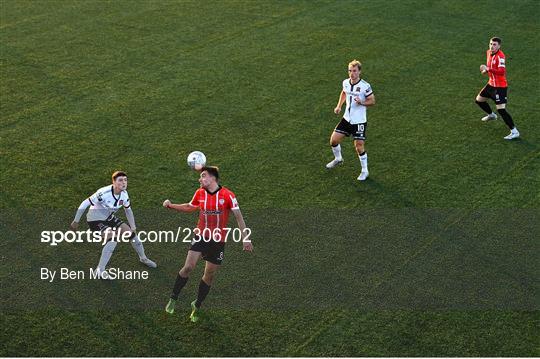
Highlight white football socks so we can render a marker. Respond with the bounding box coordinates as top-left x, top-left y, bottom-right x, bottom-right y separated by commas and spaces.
131, 235, 147, 260
332, 144, 342, 161
98, 241, 117, 271
359, 152, 368, 172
